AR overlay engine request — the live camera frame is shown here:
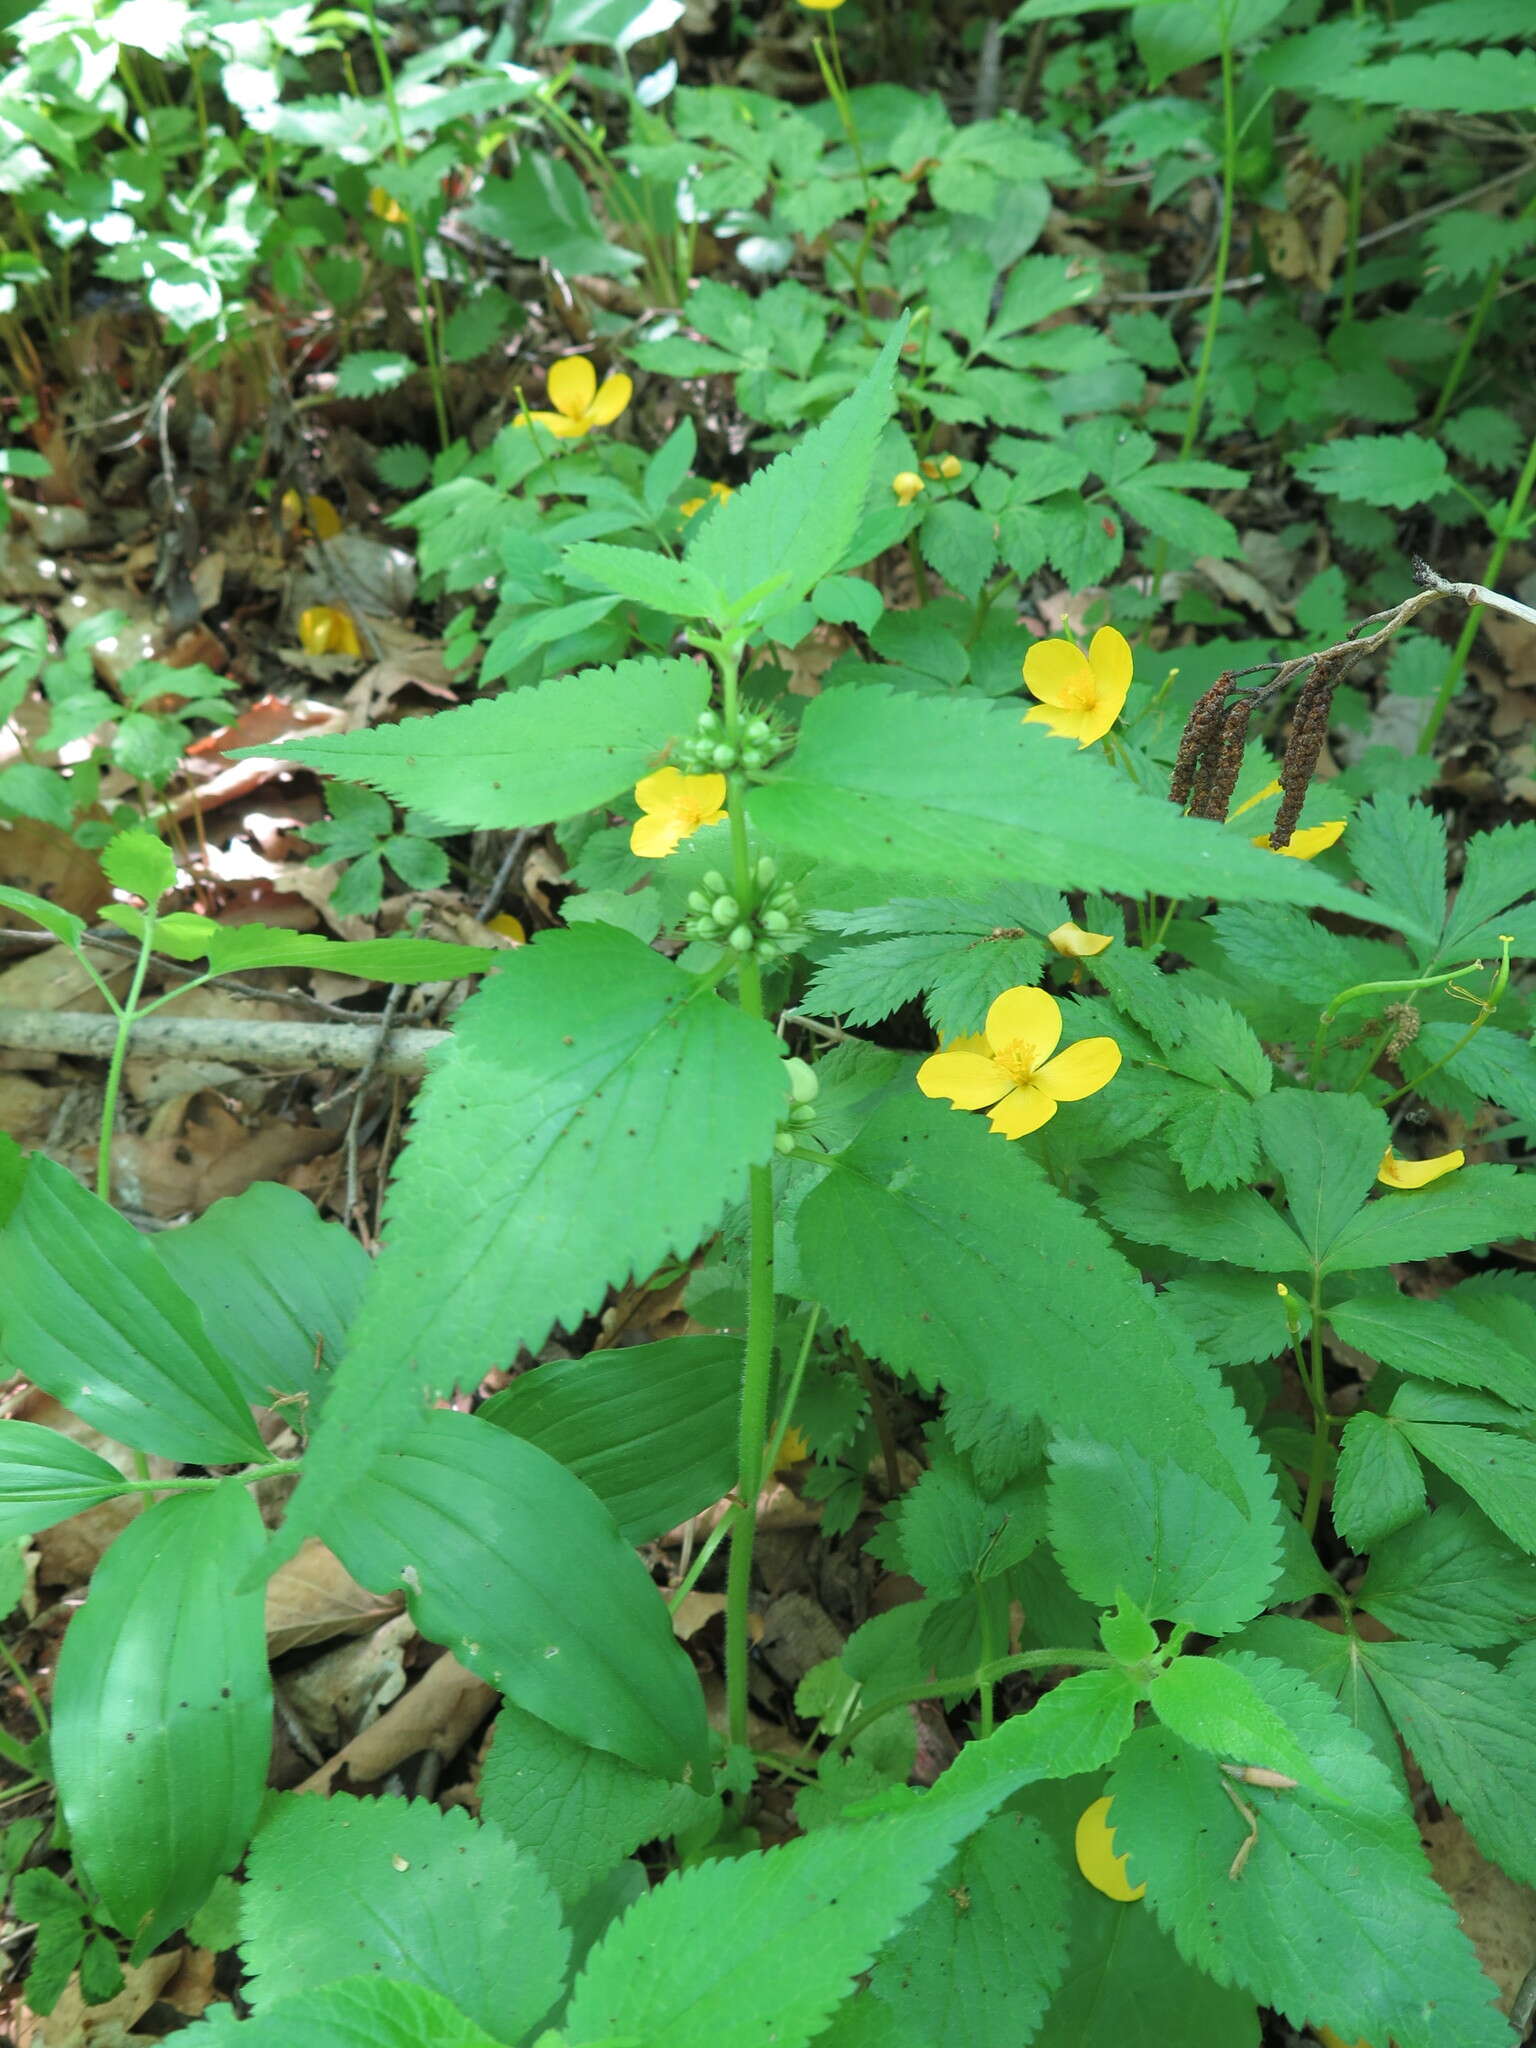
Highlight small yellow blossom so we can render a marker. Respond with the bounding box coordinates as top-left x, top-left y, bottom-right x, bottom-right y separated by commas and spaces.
1378, 1146, 1464, 1190
522, 355, 632, 441
1048, 921, 1114, 959
921, 454, 963, 480
1253, 820, 1347, 860
279, 489, 343, 541
917, 984, 1120, 1139
630, 768, 727, 859
772, 1426, 811, 1470
891, 470, 925, 507
796, 0, 847, 10
368, 186, 406, 224
298, 604, 362, 656
486, 912, 526, 944
680, 480, 735, 521
1022, 626, 1132, 749
1075, 1797, 1145, 1904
